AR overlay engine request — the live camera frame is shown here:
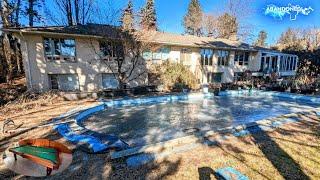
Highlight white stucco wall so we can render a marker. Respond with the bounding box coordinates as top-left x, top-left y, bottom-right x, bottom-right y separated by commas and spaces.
18, 33, 297, 92
19, 34, 147, 92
